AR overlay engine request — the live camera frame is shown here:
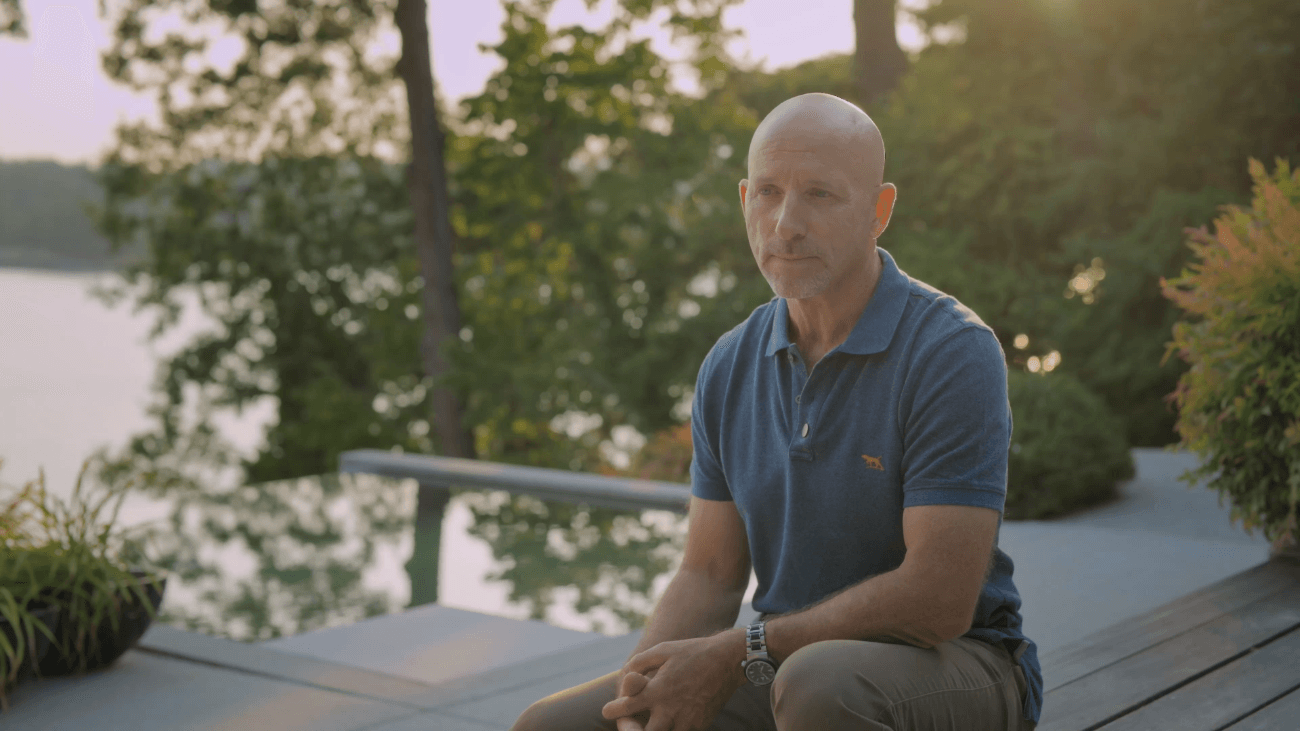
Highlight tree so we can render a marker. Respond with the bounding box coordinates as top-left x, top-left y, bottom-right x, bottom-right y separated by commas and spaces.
90, 0, 450, 613
853, 0, 908, 107
395, 0, 472, 460
92, 0, 430, 484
